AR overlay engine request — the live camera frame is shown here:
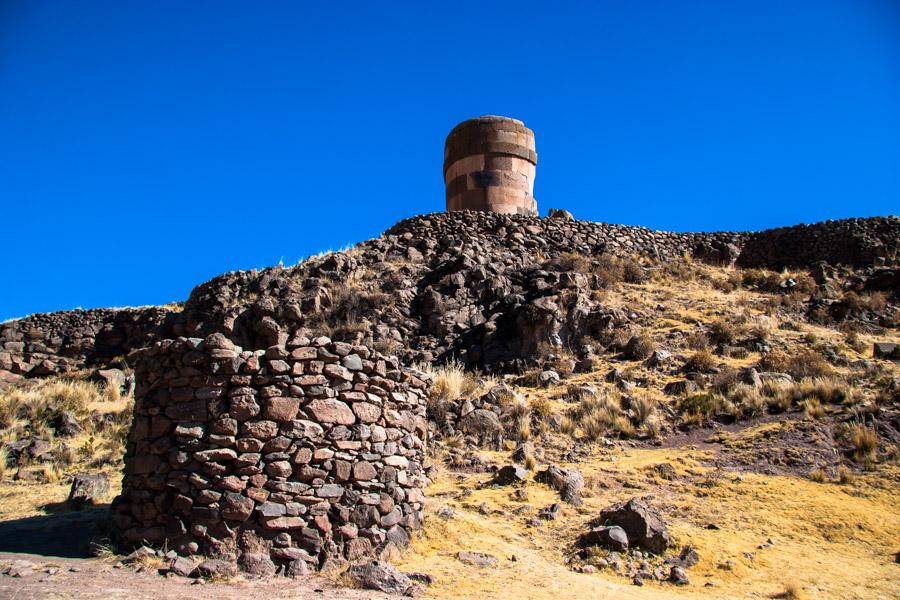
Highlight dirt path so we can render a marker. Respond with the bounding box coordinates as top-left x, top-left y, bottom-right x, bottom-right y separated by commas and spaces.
0, 551, 382, 600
